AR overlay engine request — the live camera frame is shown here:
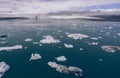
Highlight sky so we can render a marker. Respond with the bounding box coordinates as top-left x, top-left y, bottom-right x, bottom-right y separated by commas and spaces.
0, 0, 120, 14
